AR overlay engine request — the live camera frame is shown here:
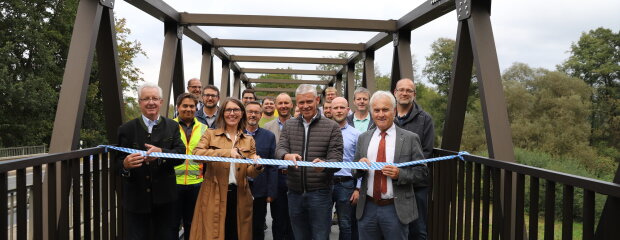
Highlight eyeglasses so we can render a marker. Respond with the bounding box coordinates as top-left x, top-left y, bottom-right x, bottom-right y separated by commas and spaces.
224, 108, 242, 114
188, 86, 201, 89
243, 96, 256, 100
139, 97, 162, 102
396, 88, 415, 94
246, 110, 261, 115
202, 94, 219, 99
